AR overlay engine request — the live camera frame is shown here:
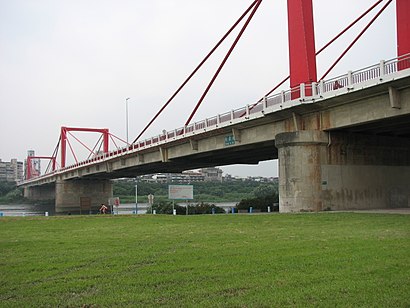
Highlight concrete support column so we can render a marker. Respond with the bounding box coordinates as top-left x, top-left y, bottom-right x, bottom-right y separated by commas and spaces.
275, 130, 328, 212
55, 179, 113, 214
